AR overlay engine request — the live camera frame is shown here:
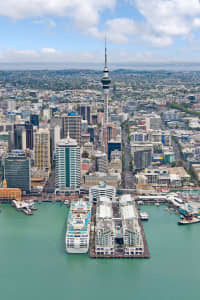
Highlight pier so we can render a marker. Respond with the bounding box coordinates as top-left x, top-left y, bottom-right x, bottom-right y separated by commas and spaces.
89, 202, 150, 259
